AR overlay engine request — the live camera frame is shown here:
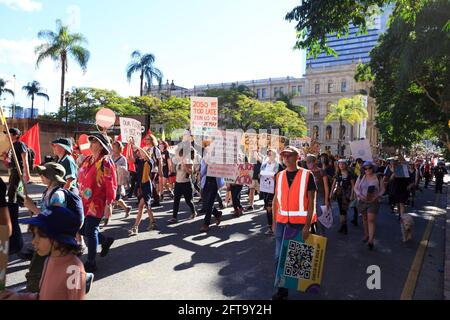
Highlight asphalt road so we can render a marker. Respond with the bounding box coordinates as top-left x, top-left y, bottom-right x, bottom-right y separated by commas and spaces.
4, 177, 448, 300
